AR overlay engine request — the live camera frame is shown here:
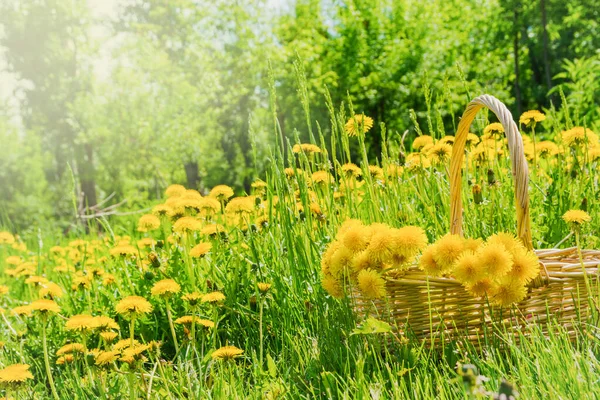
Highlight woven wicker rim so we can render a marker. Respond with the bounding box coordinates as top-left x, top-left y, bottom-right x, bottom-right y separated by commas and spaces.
449, 94, 533, 250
